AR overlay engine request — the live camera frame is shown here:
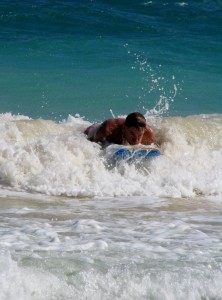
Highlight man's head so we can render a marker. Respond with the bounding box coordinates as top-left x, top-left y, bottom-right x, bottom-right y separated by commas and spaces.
123, 112, 146, 145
